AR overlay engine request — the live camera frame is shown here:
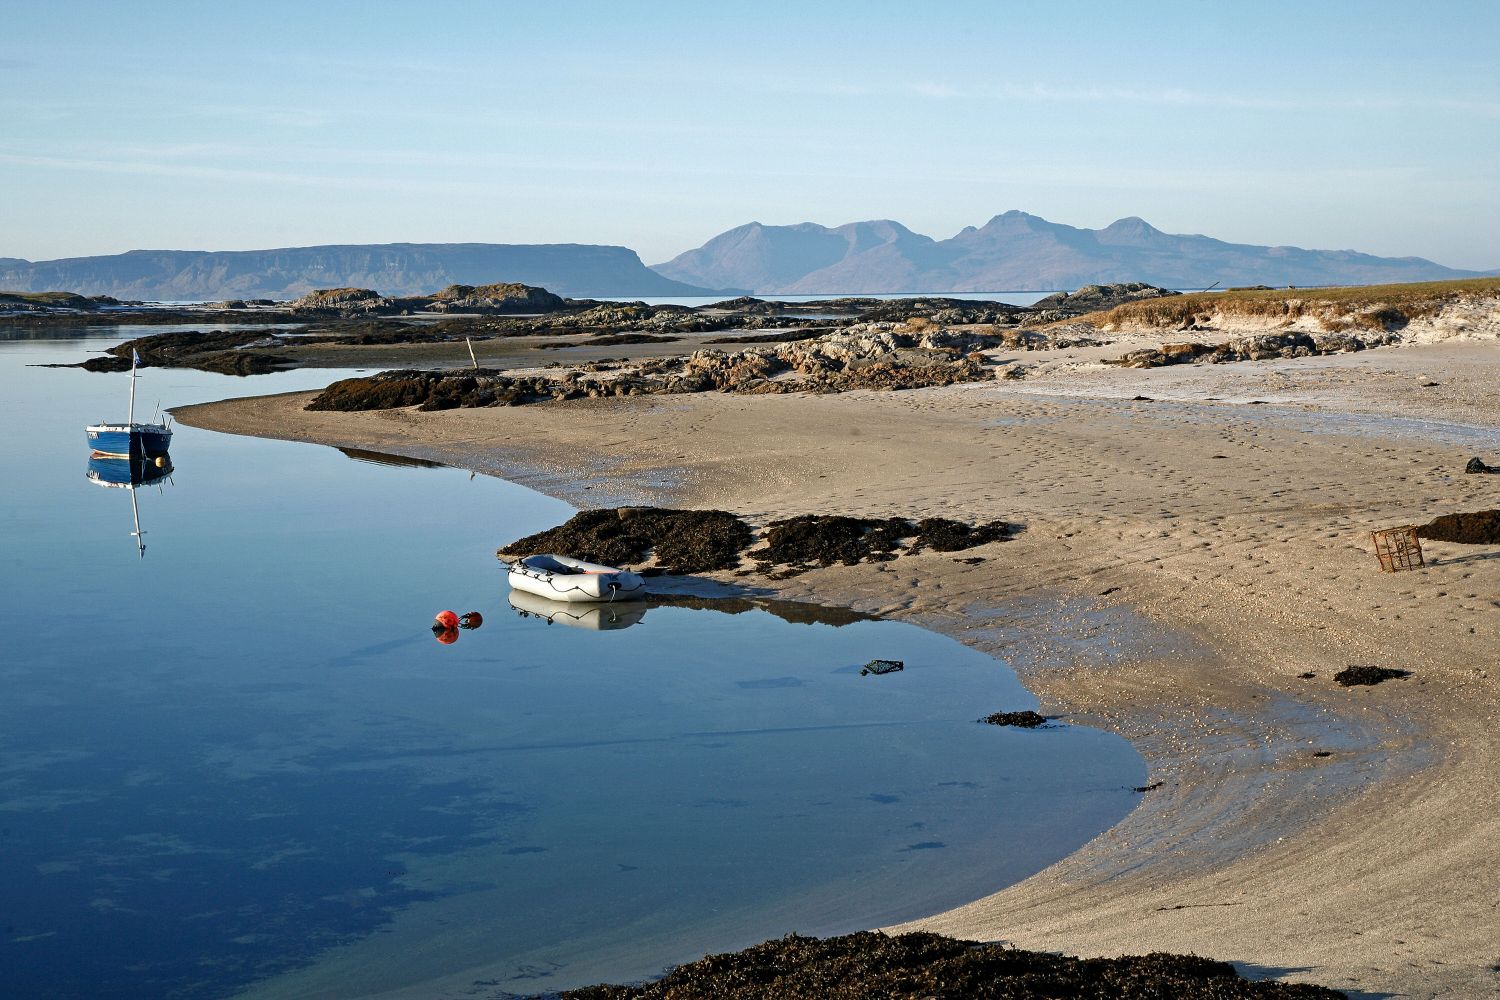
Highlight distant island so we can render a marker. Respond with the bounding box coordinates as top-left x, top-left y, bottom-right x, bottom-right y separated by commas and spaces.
0, 242, 723, 301
652, 212, 1497, 293
2, 214, 1495, 302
